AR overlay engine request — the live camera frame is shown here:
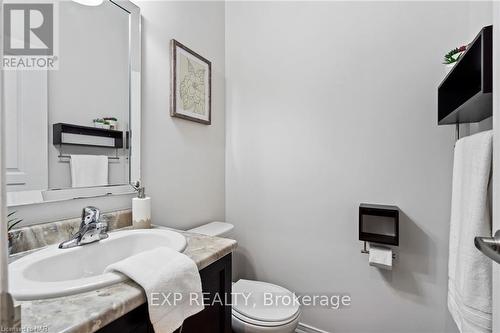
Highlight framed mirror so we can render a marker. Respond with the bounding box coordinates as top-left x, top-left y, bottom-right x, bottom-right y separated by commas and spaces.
4, 0, 141, 207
